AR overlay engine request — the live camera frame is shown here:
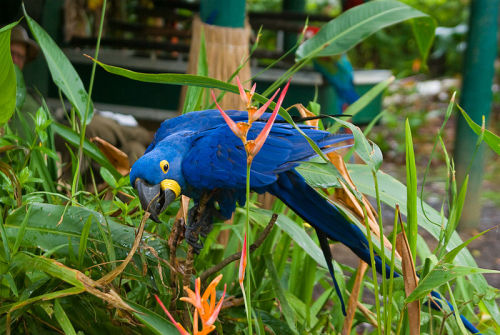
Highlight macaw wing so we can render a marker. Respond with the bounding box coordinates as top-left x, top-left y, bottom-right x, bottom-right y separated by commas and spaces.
182, 121, 352, 190
145, 110, 252, 154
